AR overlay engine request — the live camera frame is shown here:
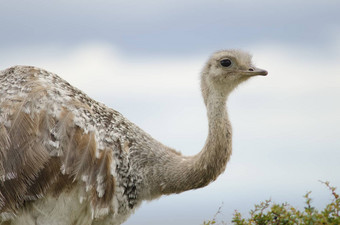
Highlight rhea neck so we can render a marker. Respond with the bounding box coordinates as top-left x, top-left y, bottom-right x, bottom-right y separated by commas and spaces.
196, 87, 233, 183
155, 86, 233, 196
